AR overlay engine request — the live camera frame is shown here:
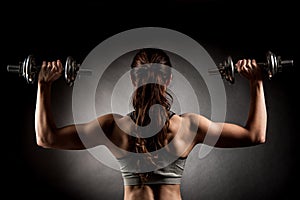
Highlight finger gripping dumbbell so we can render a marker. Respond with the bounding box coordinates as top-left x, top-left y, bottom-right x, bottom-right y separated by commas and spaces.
209, 51, 294, 84
7, 55, 91, 86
